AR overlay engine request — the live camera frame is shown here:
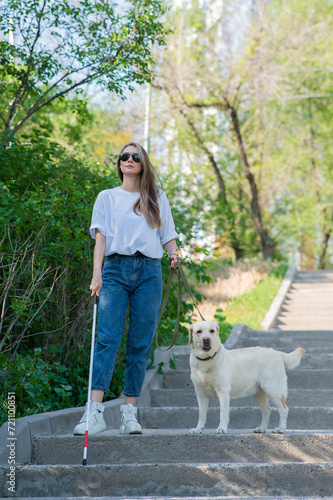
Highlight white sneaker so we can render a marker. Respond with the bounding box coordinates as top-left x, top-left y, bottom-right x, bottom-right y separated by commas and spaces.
73, 401, 106, 435
120, 404, 143, 435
